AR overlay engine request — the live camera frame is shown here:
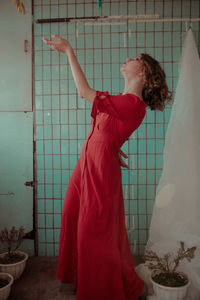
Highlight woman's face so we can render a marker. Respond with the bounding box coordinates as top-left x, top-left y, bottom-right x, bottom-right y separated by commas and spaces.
120, 55, 144, 78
